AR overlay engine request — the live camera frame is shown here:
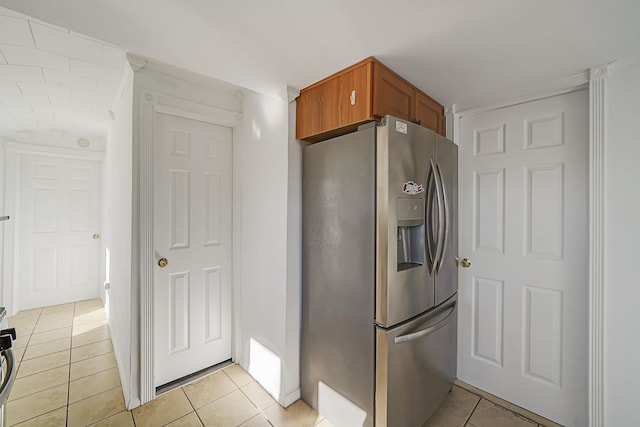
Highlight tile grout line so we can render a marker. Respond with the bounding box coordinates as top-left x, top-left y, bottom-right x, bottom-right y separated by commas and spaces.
463, 397, 482, 426
66, 301, 78, 427
227, 369, 276, 427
